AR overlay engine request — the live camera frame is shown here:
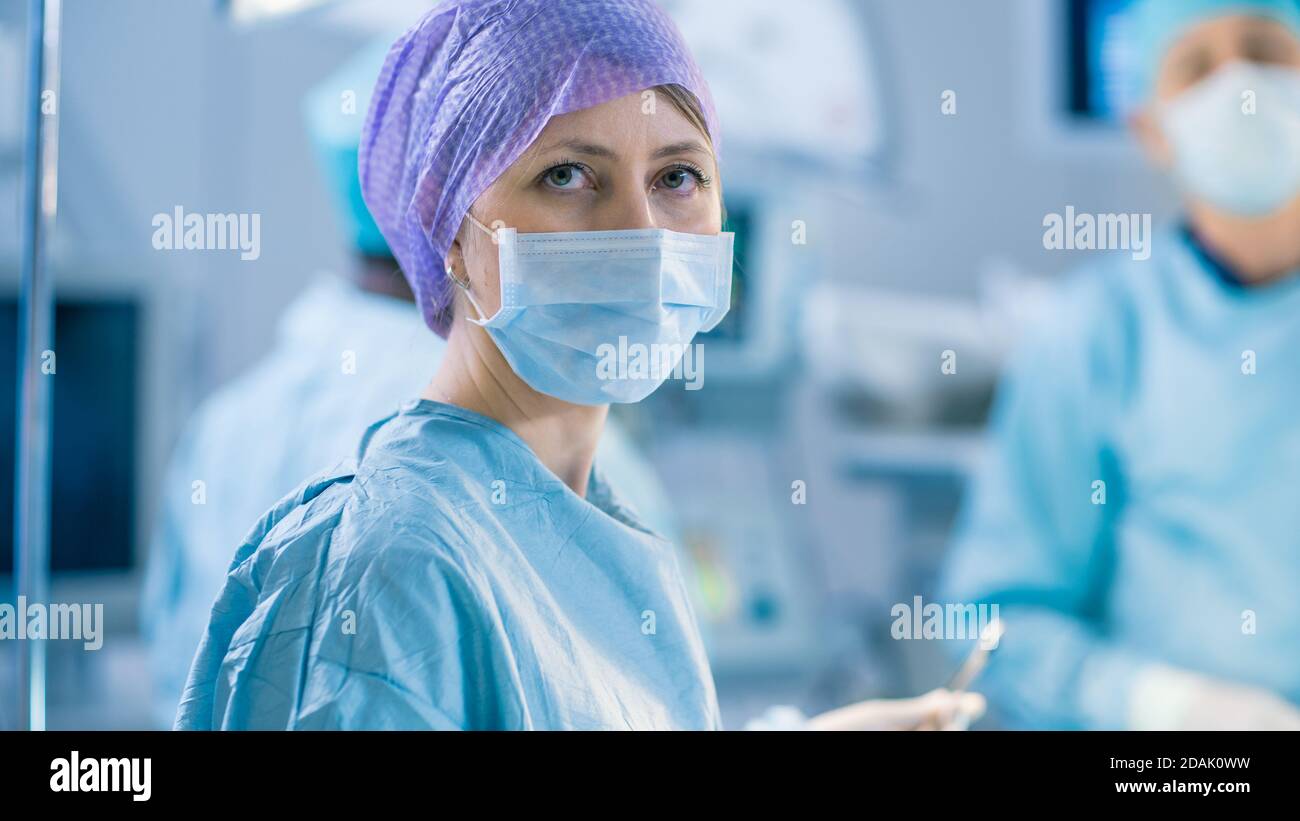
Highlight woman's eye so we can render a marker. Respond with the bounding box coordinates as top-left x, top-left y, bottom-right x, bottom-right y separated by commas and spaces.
662, 169, 690, 189
542, 164, 589, 190
657, 165, 705, 194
